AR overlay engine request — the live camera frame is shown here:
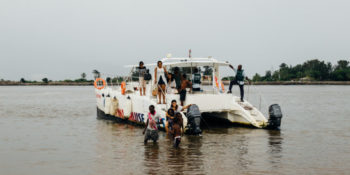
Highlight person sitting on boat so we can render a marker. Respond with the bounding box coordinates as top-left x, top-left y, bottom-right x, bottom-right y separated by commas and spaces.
227, 64, 251, 102
166, 73, 177, 94
170, 116, 182, 148
165, 108, 175, 134
170, 100, 192, 113
154, 61, 168, 104
192, 68, 201, 92
143, 105, 161, 143
179, 74, 192, 106
137, 61, 147, 96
